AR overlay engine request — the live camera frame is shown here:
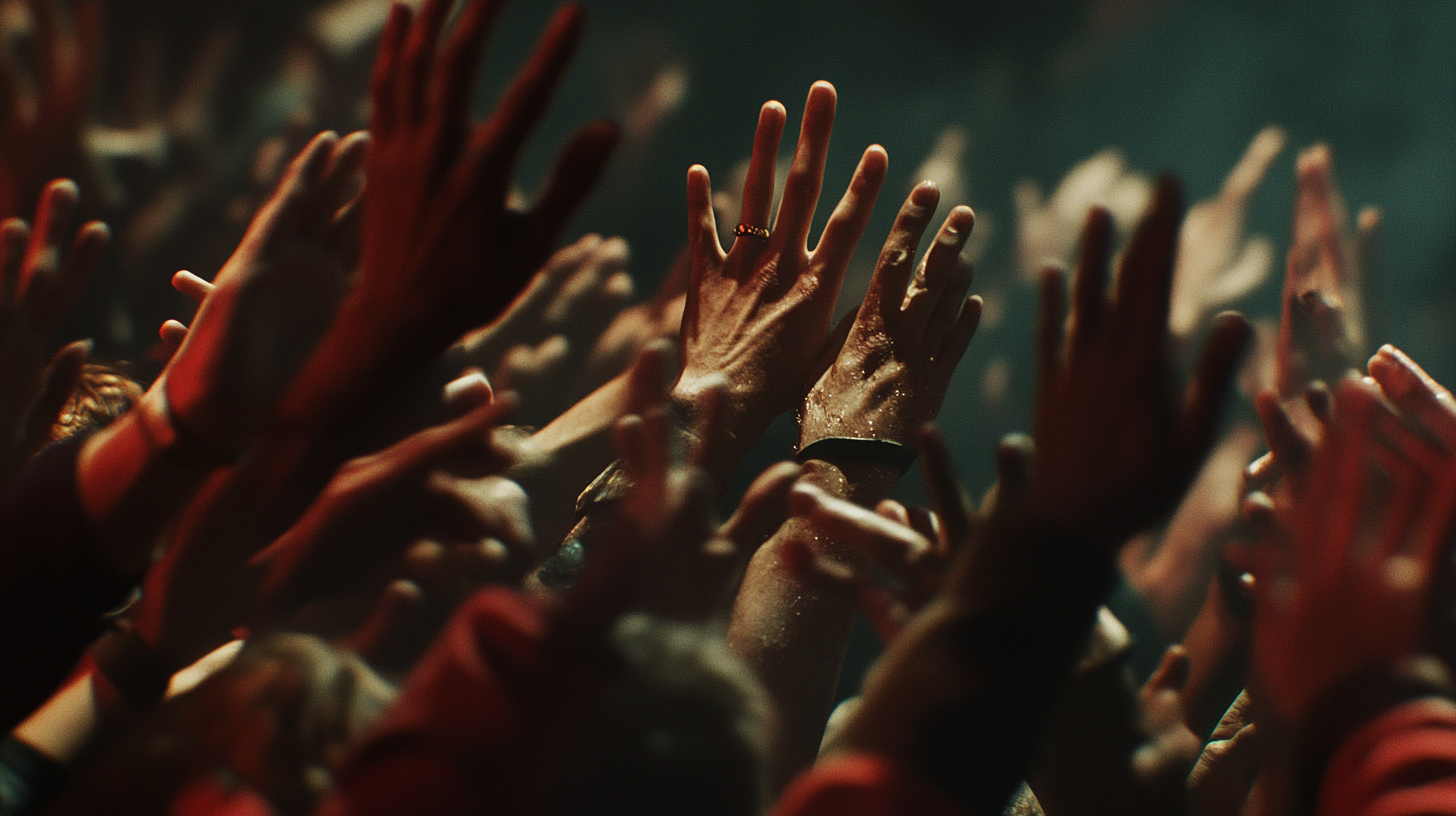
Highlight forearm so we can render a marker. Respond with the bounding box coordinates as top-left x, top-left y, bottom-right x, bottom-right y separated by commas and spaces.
76, 391, 226, 576
512, 372, 632, 550
727, 459, 900, 794
11, 667, 135, 774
